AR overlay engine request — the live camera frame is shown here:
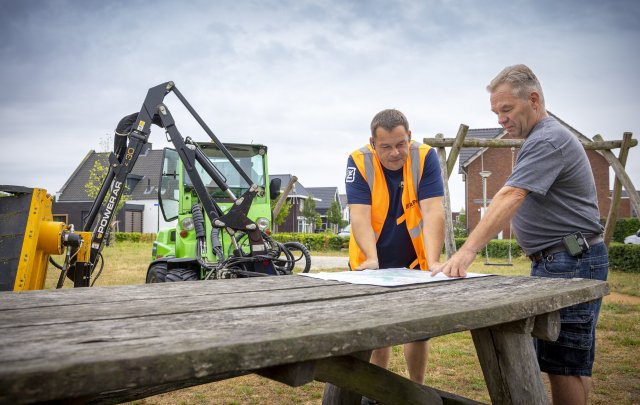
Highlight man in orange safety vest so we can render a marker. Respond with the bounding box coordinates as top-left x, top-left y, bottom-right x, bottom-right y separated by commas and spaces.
345, 109, 445, 387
